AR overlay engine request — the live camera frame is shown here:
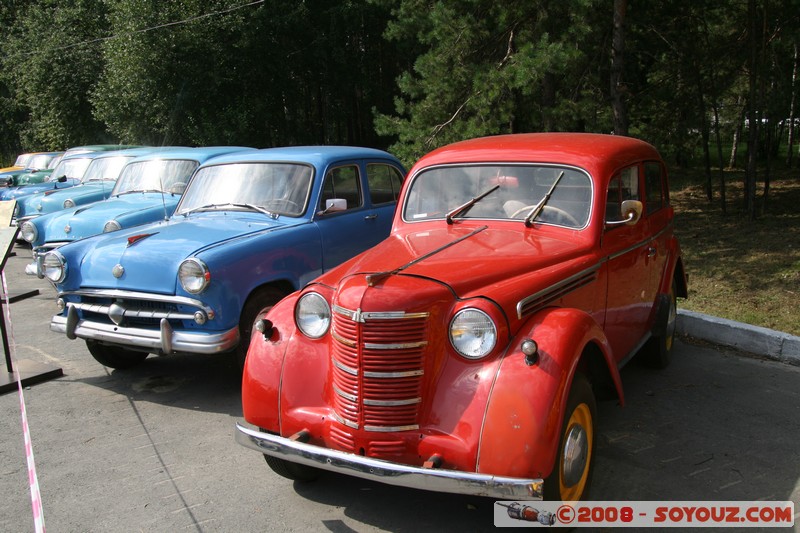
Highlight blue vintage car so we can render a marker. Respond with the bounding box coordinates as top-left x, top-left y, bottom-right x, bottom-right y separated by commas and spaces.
13, 147, 168, 223
46, 146, 406, 369
0, 152, 63, 187
20, 146, 253, 273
